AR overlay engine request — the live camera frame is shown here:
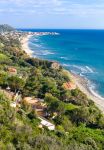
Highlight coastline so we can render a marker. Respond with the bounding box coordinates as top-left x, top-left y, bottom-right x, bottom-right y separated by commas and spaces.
21, 34, 104, 113
21, 35, 34, 57
64, 70, 104, 113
